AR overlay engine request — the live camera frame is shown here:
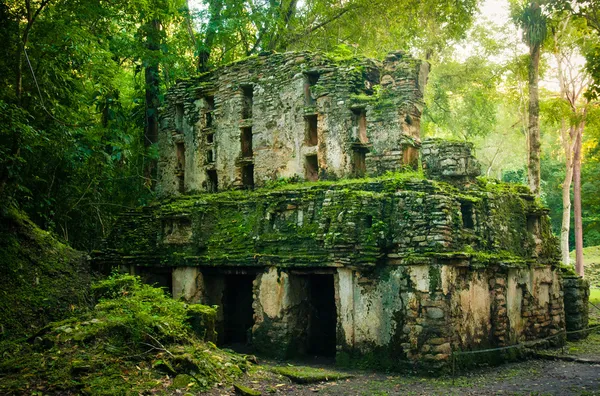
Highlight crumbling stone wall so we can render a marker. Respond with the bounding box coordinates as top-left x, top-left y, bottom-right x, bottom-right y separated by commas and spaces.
158, 51, 427, 195
563, 275, 590, 340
